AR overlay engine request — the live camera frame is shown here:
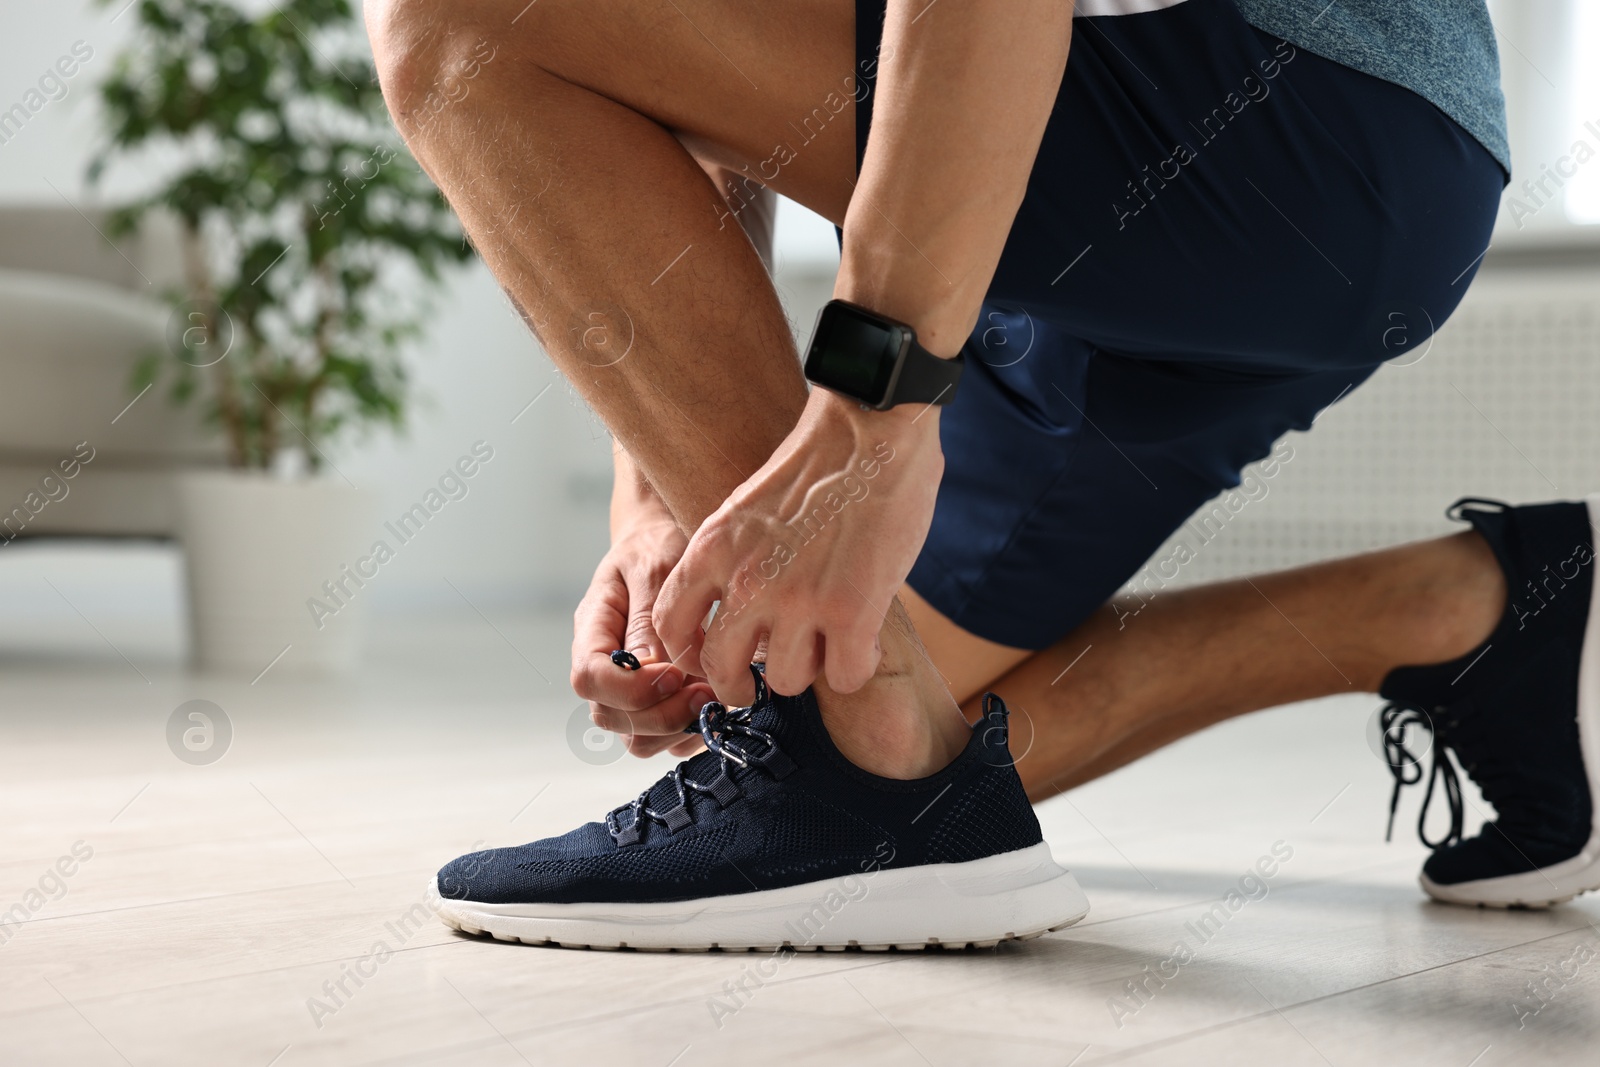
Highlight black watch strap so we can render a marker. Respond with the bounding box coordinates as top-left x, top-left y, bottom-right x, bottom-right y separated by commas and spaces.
893, 339, 963, 407
803, 299, 965, 410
